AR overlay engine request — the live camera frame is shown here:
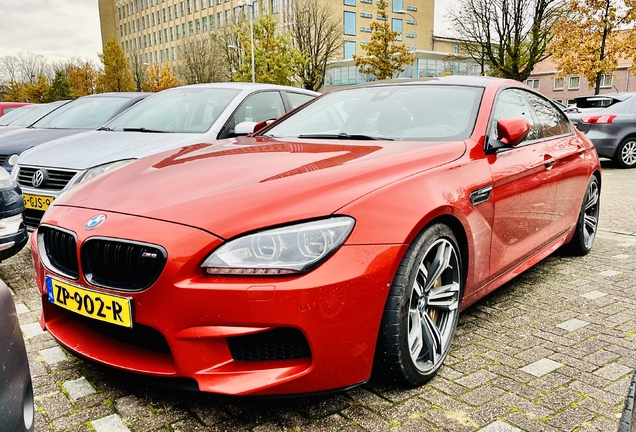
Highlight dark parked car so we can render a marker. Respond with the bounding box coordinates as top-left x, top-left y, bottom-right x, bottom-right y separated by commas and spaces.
567, 93, 636, 168
0, 93, 148, 172
0, 167, 27, 261
0, 280, 33, 432
0, 101, 70, 139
